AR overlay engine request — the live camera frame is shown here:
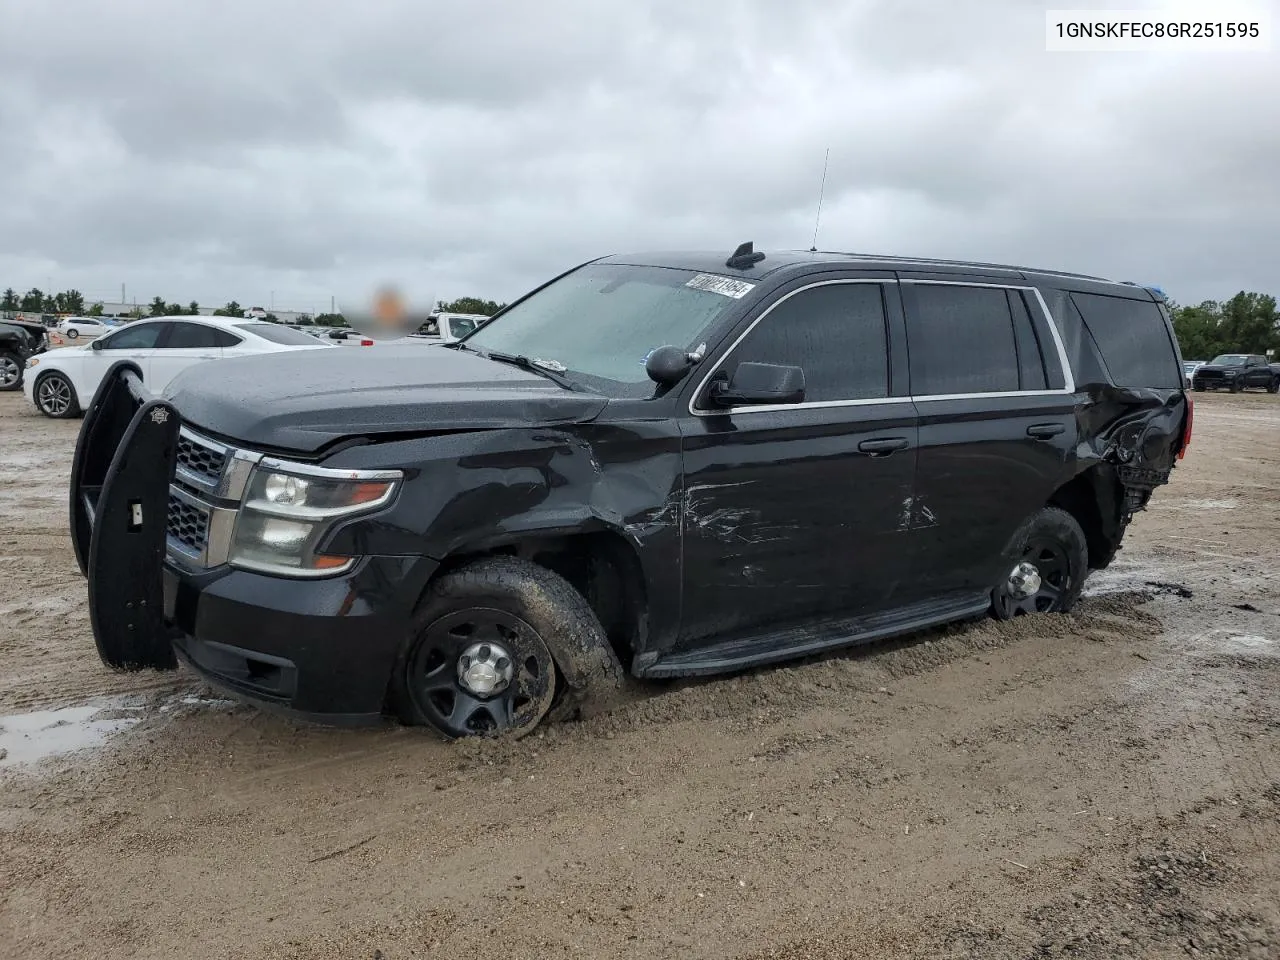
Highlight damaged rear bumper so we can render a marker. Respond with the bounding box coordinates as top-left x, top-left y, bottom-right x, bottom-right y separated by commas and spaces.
70, 363, 426, 724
